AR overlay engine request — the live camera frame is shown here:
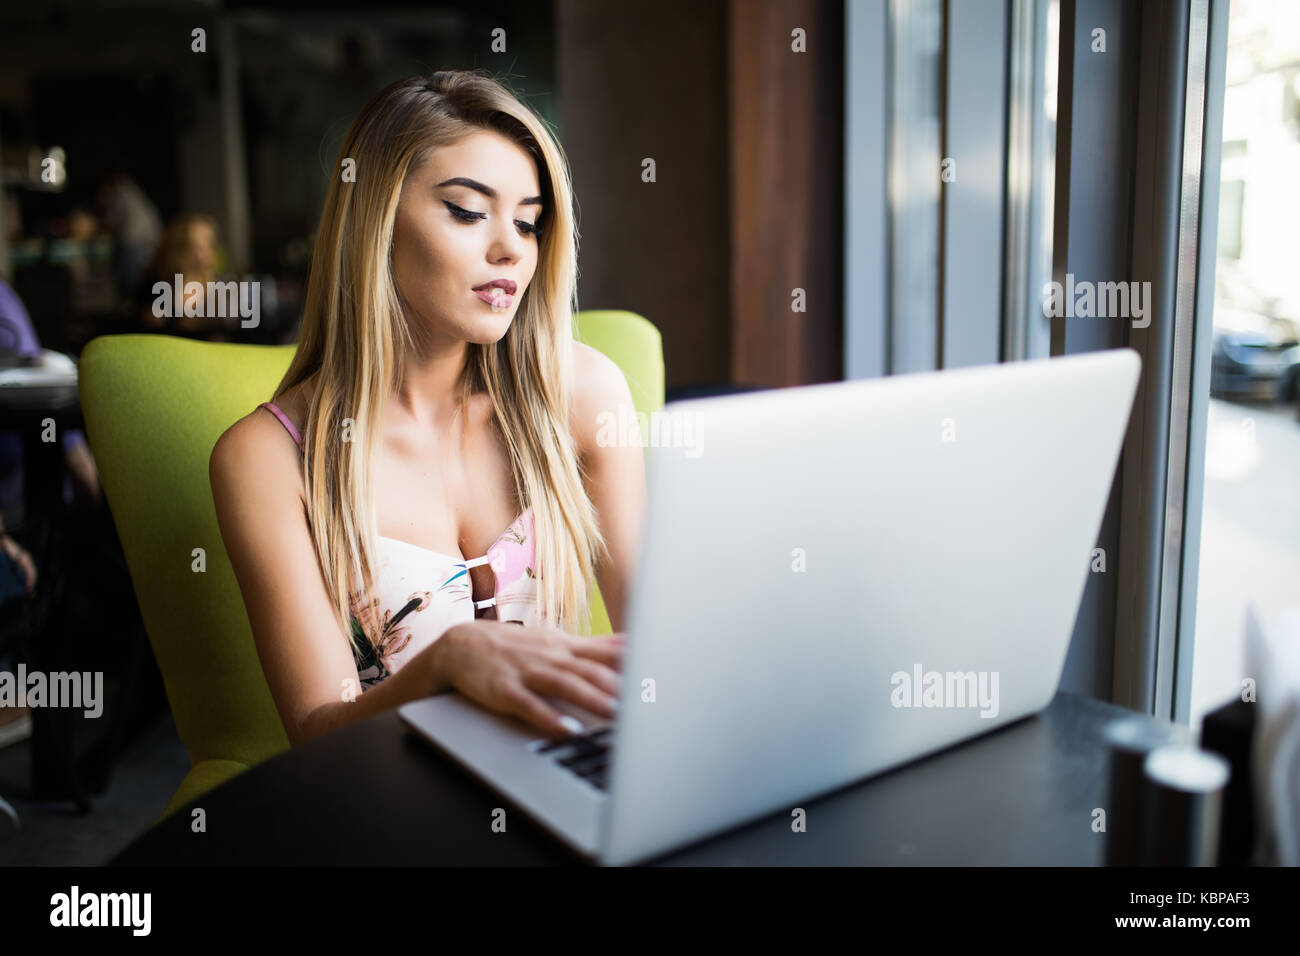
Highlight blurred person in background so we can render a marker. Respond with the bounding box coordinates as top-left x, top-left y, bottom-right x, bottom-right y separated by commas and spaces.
138, 212, 232, 341
0, 276, 103, 556
95, 170, 163, 304
1, 276, 107, 761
